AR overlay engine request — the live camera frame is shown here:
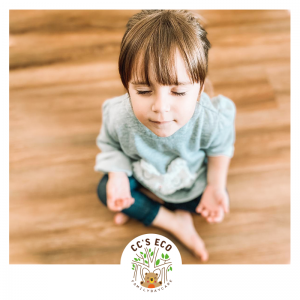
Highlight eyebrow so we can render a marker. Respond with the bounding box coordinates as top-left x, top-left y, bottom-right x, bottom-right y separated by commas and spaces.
130, 81, 192, 86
